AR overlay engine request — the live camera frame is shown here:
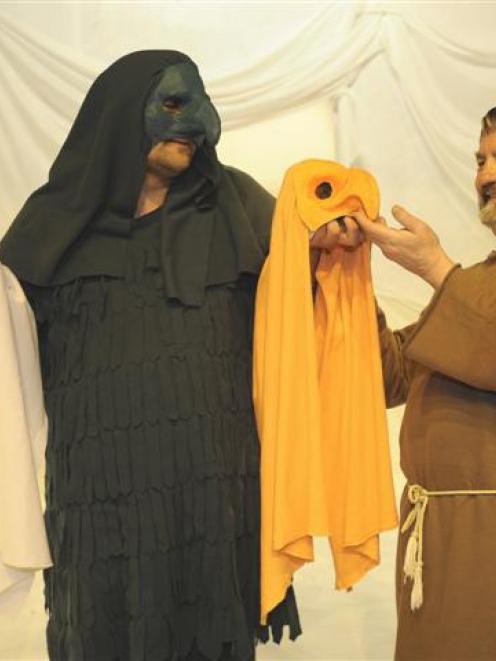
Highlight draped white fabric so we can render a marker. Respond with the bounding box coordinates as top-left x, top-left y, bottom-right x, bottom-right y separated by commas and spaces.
0, 2, 494, 659
0, 2, 494, 309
